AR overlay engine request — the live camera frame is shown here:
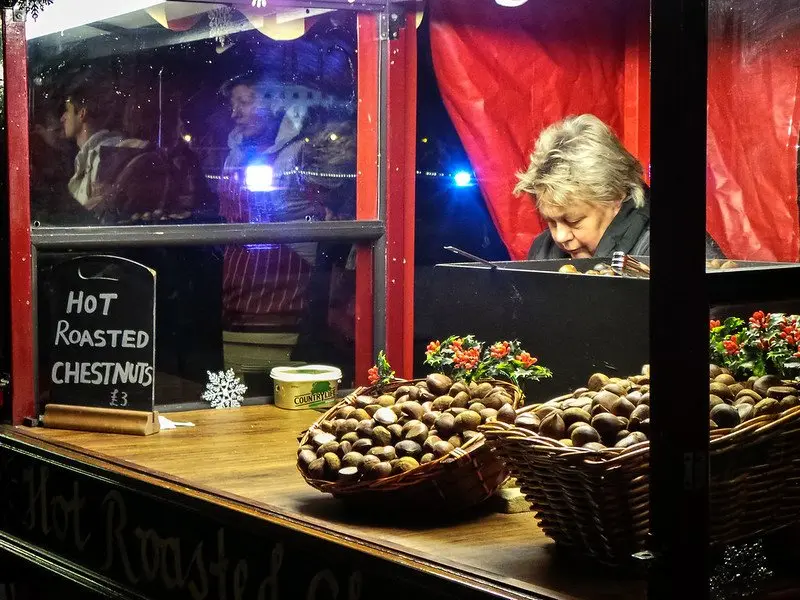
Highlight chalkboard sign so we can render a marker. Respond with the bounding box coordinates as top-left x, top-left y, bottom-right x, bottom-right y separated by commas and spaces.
45, 256, 156, 412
